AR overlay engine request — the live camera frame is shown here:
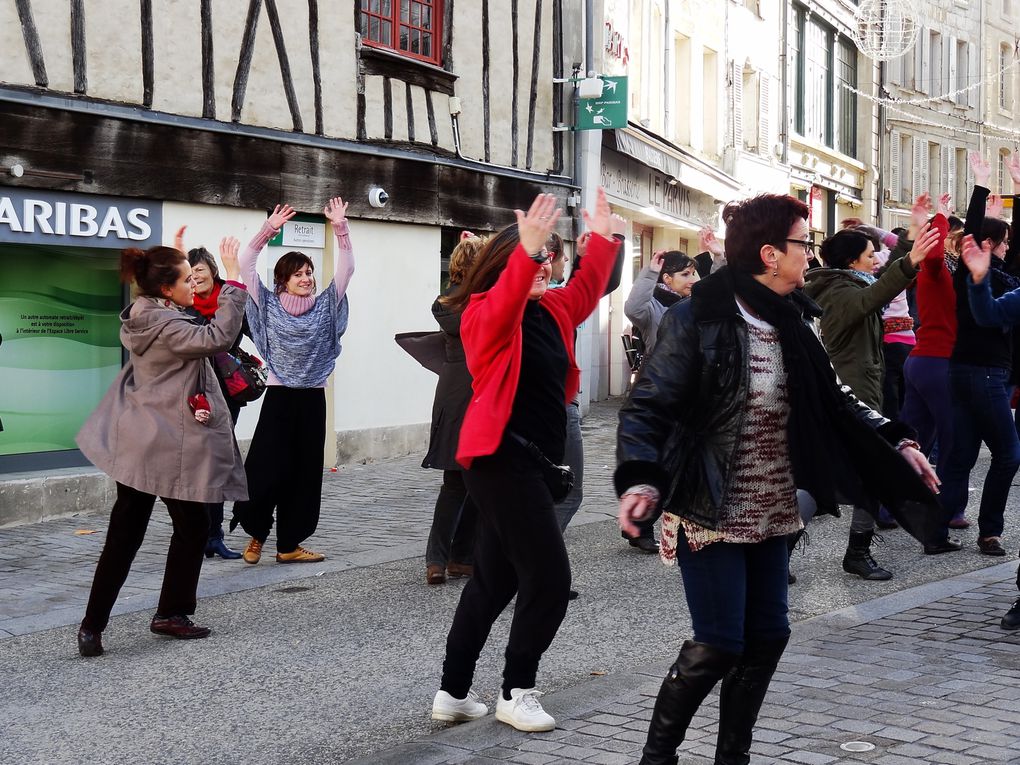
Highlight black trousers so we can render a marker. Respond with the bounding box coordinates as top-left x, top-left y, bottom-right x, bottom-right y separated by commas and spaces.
82, 483, 209, 632
232, 387, 326, 553
425, 470, 478, 567
440, 442, 571, 698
